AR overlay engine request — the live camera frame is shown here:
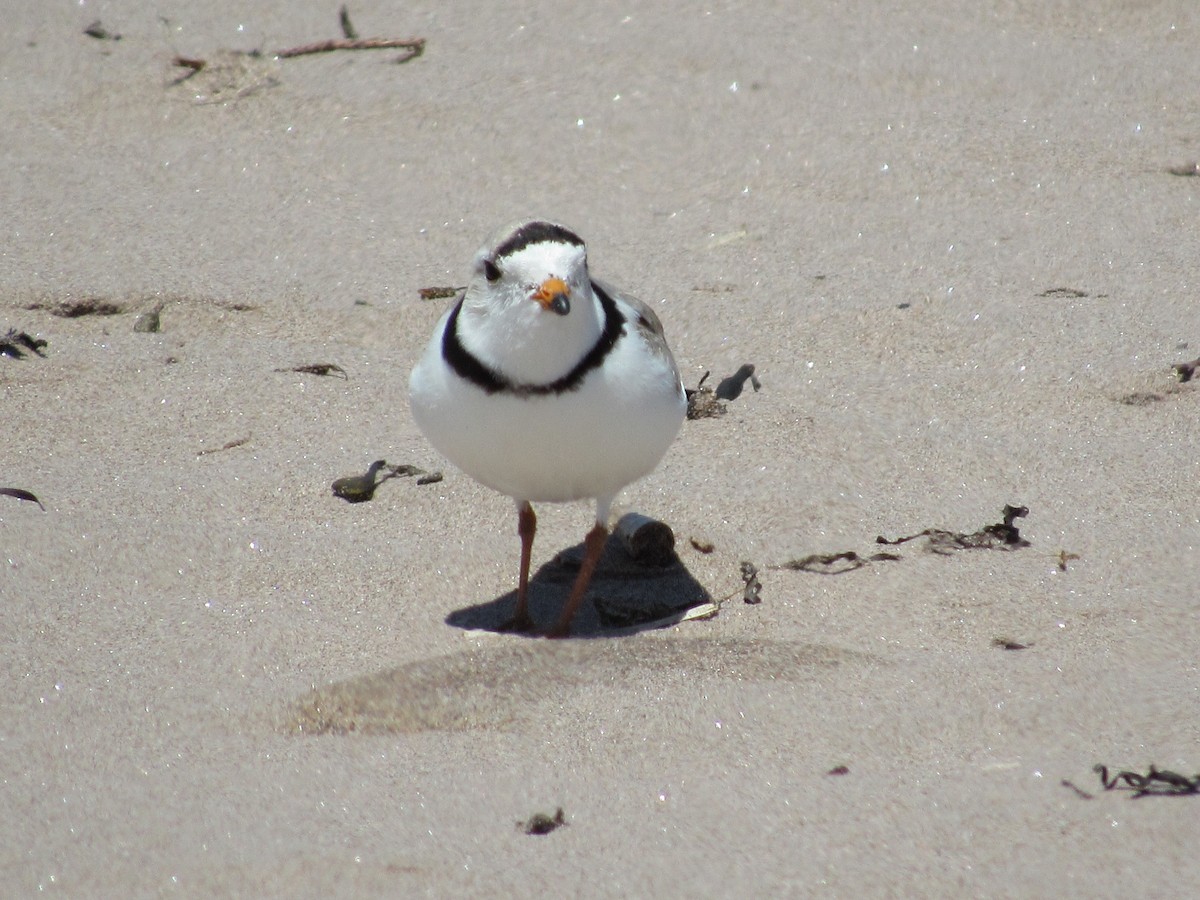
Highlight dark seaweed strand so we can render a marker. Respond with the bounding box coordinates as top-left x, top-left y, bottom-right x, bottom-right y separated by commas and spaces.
493, 222, 584, 261
441, 281, 625, 398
